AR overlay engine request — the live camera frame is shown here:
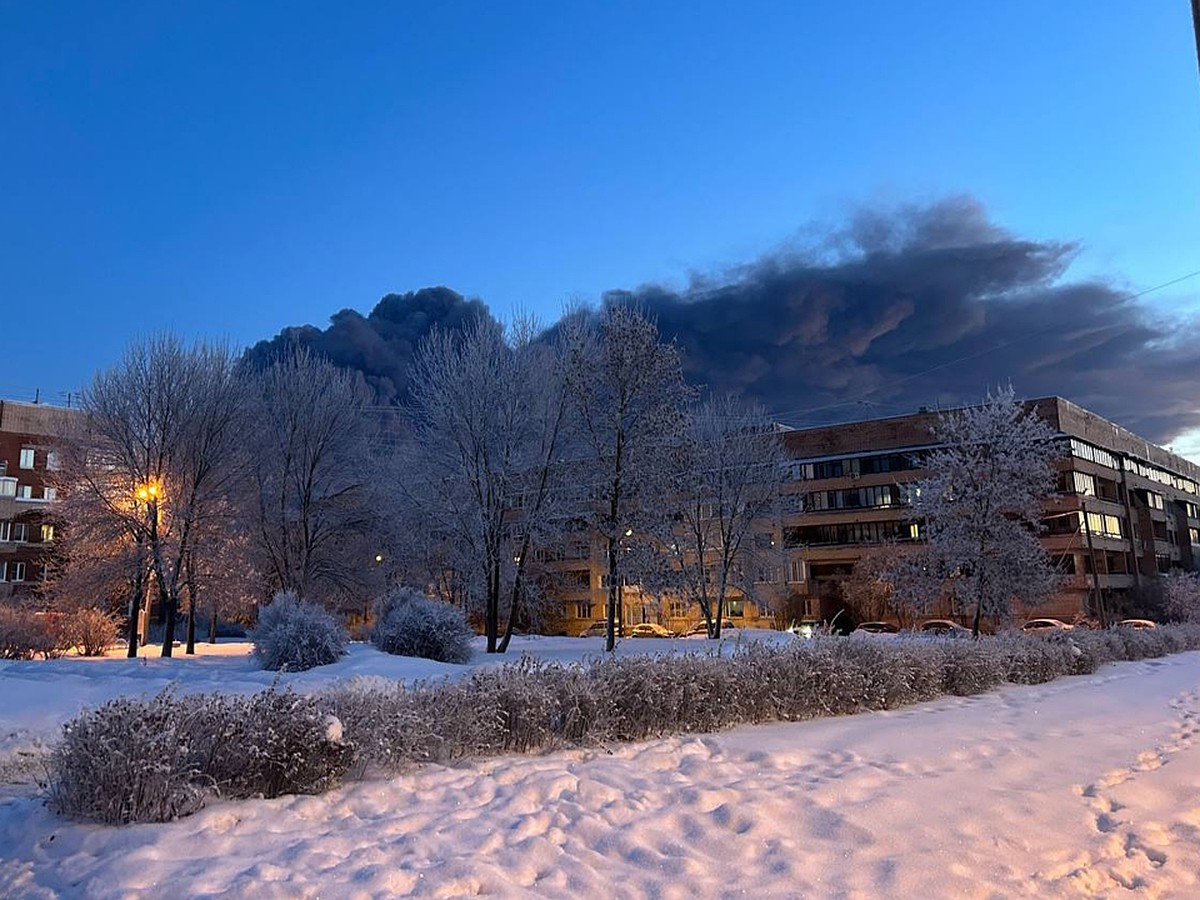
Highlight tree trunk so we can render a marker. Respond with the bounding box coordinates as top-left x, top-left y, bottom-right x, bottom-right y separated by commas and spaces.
126, 555, 143, 658
208, 606, 218, 643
